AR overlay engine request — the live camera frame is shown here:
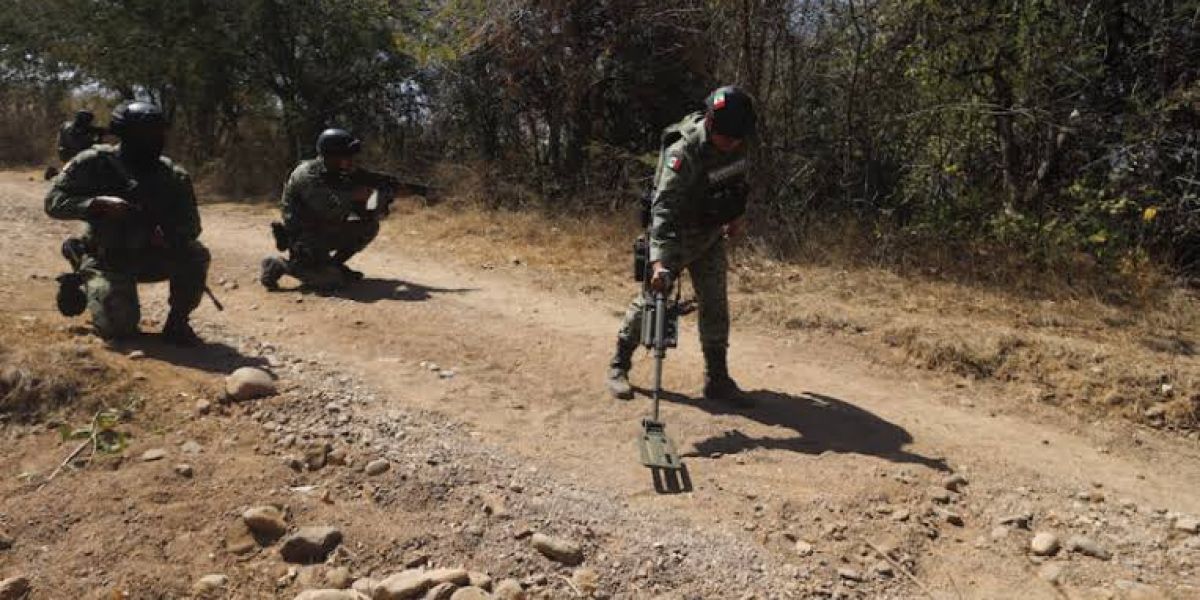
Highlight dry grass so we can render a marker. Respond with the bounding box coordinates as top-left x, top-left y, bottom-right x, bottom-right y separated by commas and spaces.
381, 170, 1200, 433
0, 317, 131, 423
